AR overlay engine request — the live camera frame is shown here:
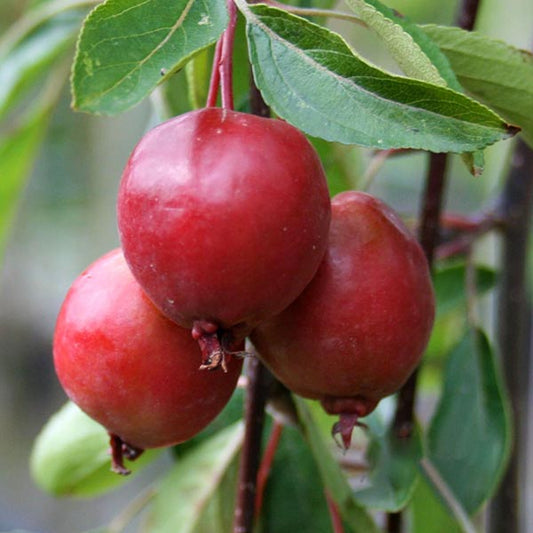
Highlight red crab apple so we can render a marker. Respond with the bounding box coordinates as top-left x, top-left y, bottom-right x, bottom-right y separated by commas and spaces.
53, 249, 243, 474
117, 107, 331, 370
251, 191, 435, 448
